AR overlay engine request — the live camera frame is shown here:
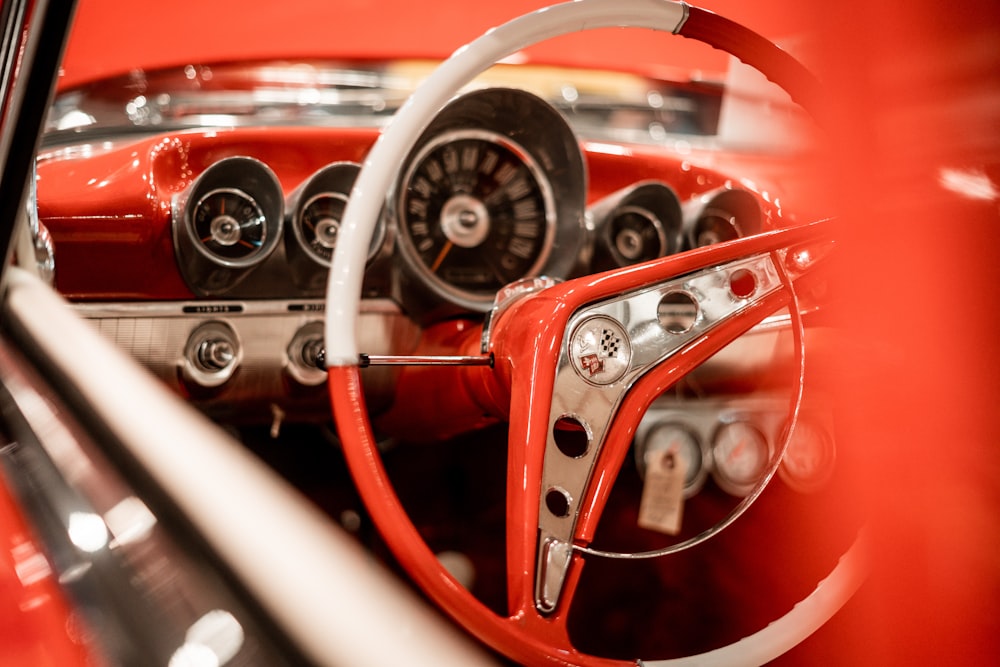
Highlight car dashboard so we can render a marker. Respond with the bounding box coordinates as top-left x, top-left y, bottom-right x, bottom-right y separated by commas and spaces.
36, 60, 797, 427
